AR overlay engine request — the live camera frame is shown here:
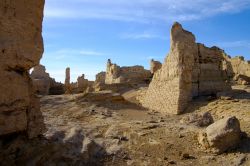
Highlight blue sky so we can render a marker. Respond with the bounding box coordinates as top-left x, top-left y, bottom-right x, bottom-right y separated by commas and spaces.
41, 0, 250, 82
